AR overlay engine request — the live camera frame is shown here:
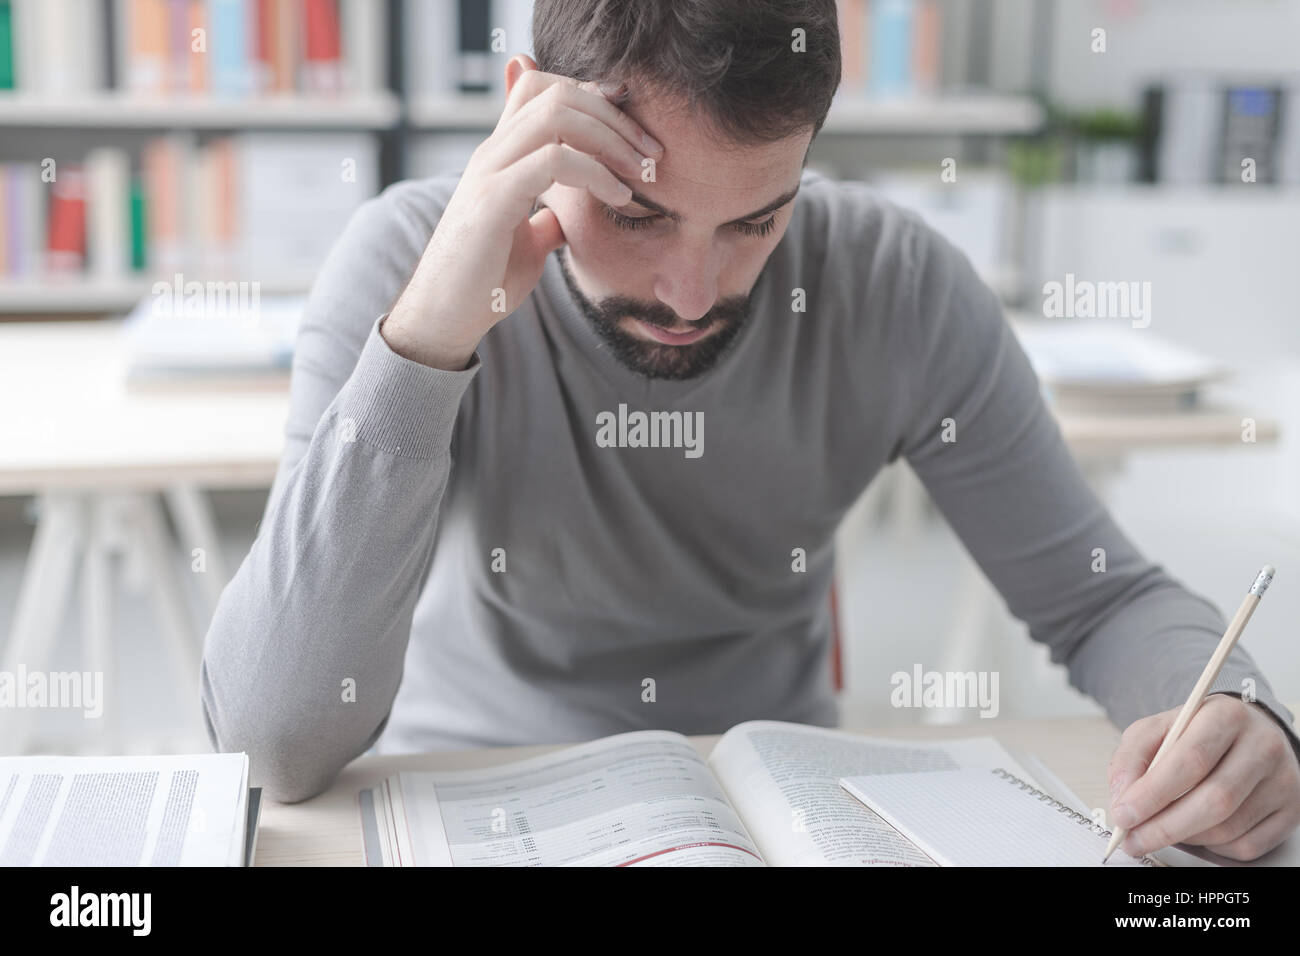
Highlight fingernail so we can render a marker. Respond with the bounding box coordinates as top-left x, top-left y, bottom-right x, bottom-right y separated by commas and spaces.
1125, 835, 1144, 857
1113, 804, 1136, 828
641, 130, 664, 155
598, 80, 629, 101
